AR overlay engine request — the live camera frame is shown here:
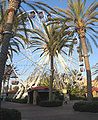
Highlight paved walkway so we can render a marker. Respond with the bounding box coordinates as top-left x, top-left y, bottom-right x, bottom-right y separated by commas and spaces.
1, 101, 98, 120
